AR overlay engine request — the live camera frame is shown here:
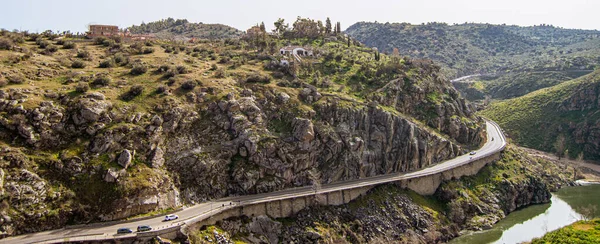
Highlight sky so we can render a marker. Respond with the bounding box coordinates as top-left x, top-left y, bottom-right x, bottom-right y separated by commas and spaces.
1, 0, 599, 33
